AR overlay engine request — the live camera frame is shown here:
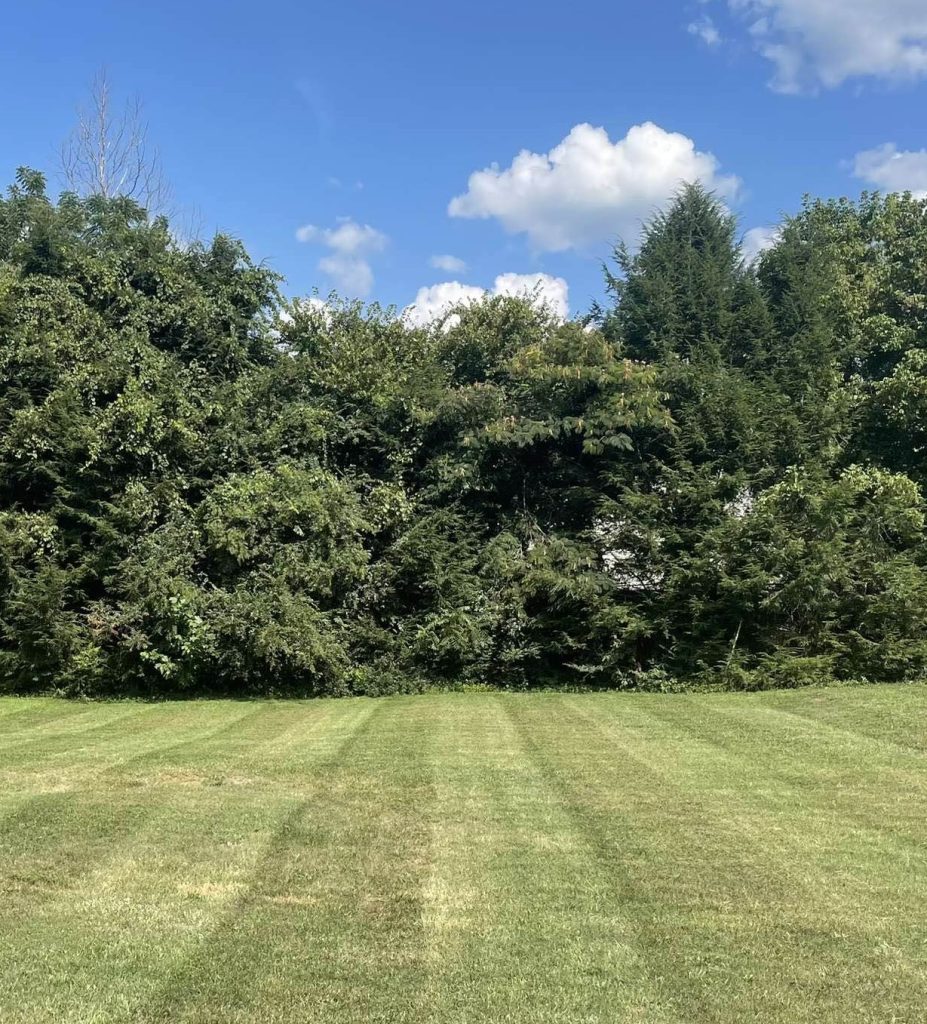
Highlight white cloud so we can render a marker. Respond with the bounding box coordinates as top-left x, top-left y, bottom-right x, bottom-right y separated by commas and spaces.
404, 282, 486, 327
404, 273, 570, 327
742, 225, 780, 262
297, 296, 333, 322
448, 122, 740, 252
852, 143, 927, 198
295, 220, 386, 253
430, 254, 468, 274
492, 273, 569, 320
688, 16, 722, 46
728, 0, 927, 92
295, 217, 387, 297
317, 254, 375, 297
